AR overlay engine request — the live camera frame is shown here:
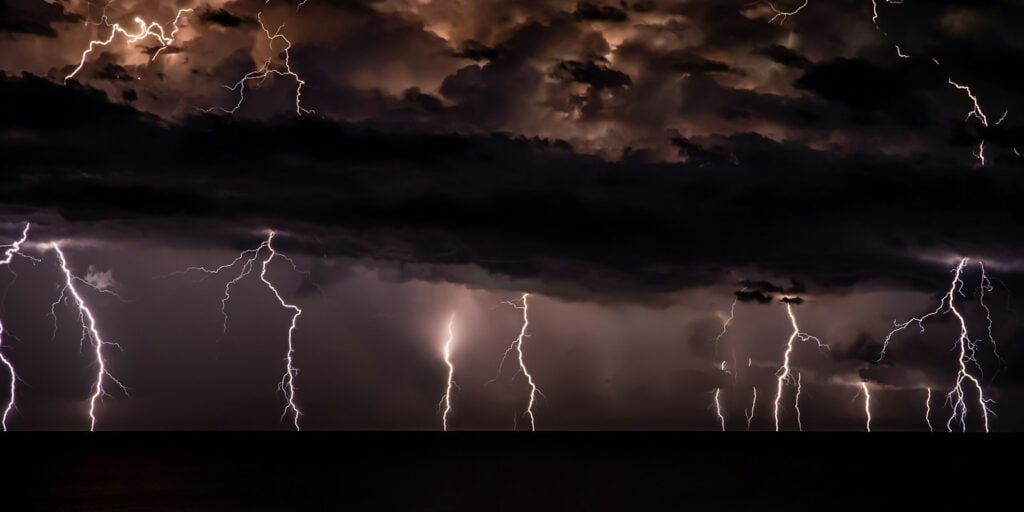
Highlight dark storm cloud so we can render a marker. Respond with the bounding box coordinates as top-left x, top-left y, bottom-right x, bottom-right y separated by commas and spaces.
734, 291, 772, 304
453, 40, 500, 61
795, 58, 931, 127
757, 45, 812, 69
198, 8, 253, 28
553, 60, 631, 89
4, 72, 1024, 300
0, 0, 81, 38
573, 1, 628, 22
